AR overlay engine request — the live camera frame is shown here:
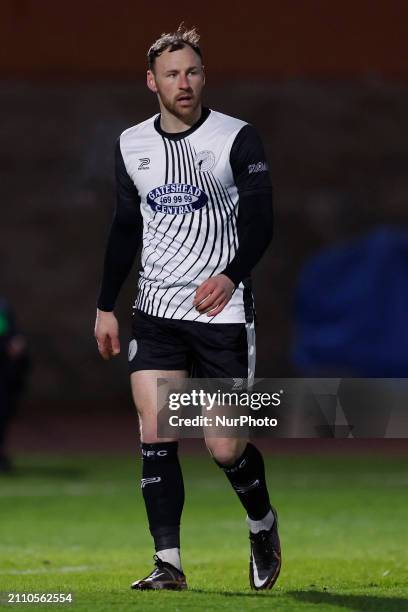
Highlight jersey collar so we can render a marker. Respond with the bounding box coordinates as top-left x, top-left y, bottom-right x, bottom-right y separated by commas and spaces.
154, 107, 211, 140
